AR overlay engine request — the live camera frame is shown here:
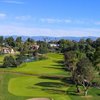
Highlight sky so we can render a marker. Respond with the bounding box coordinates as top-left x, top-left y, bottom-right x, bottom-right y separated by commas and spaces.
0, 0, 100, 37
